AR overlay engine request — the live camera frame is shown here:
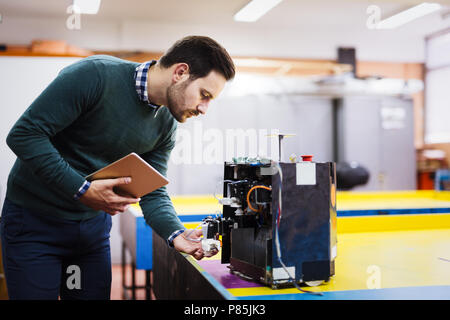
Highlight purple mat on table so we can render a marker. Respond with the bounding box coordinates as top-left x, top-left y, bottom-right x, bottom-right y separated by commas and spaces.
197, 259, 262, 289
